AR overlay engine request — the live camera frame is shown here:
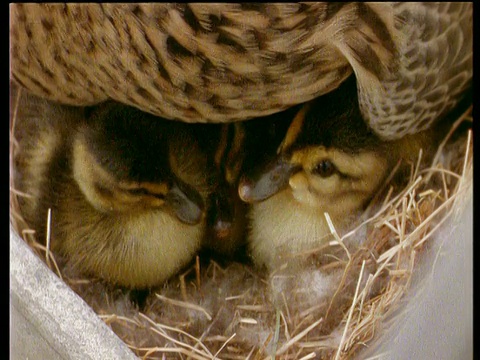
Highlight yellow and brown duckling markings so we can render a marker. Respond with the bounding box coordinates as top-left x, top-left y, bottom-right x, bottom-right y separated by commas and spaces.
13, 94, 228, 289
72, 137, 170, 213
238, 75, 441, 271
